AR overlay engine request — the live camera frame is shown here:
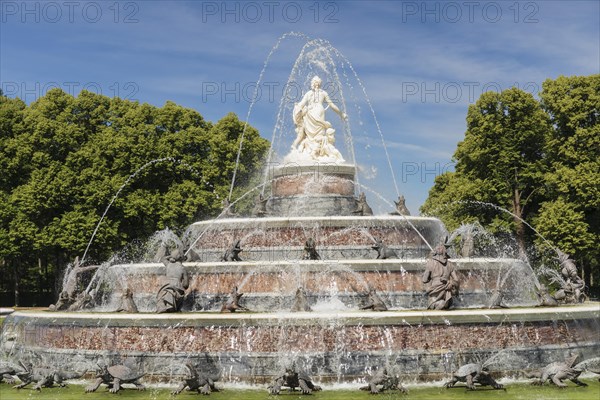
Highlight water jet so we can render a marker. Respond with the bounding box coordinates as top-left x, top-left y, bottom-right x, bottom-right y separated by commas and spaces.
1, 36, 598, 390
